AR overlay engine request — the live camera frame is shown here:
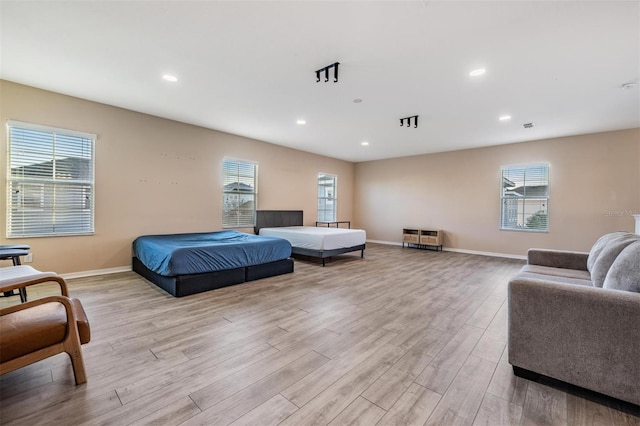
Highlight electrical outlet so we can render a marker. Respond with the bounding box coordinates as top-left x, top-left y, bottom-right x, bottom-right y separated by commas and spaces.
24, 253, 33, 263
